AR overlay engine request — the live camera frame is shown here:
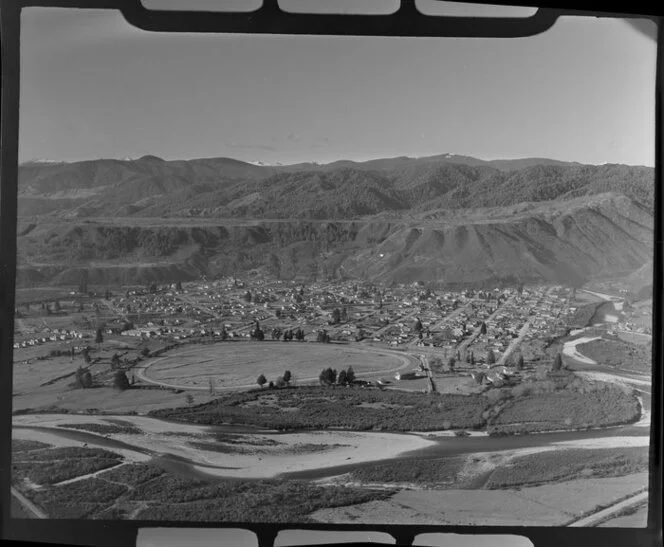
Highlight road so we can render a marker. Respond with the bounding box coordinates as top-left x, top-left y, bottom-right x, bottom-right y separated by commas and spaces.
496, 319, 531, 366
101, 298, 128, 319
11, 486, 47, 519
173, 293, 223, 320
458, 294, 517, 352
372, 308, 421, 338
567, 490, 648, 527
579, 289, 624, 303
407, 298, 477, 348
